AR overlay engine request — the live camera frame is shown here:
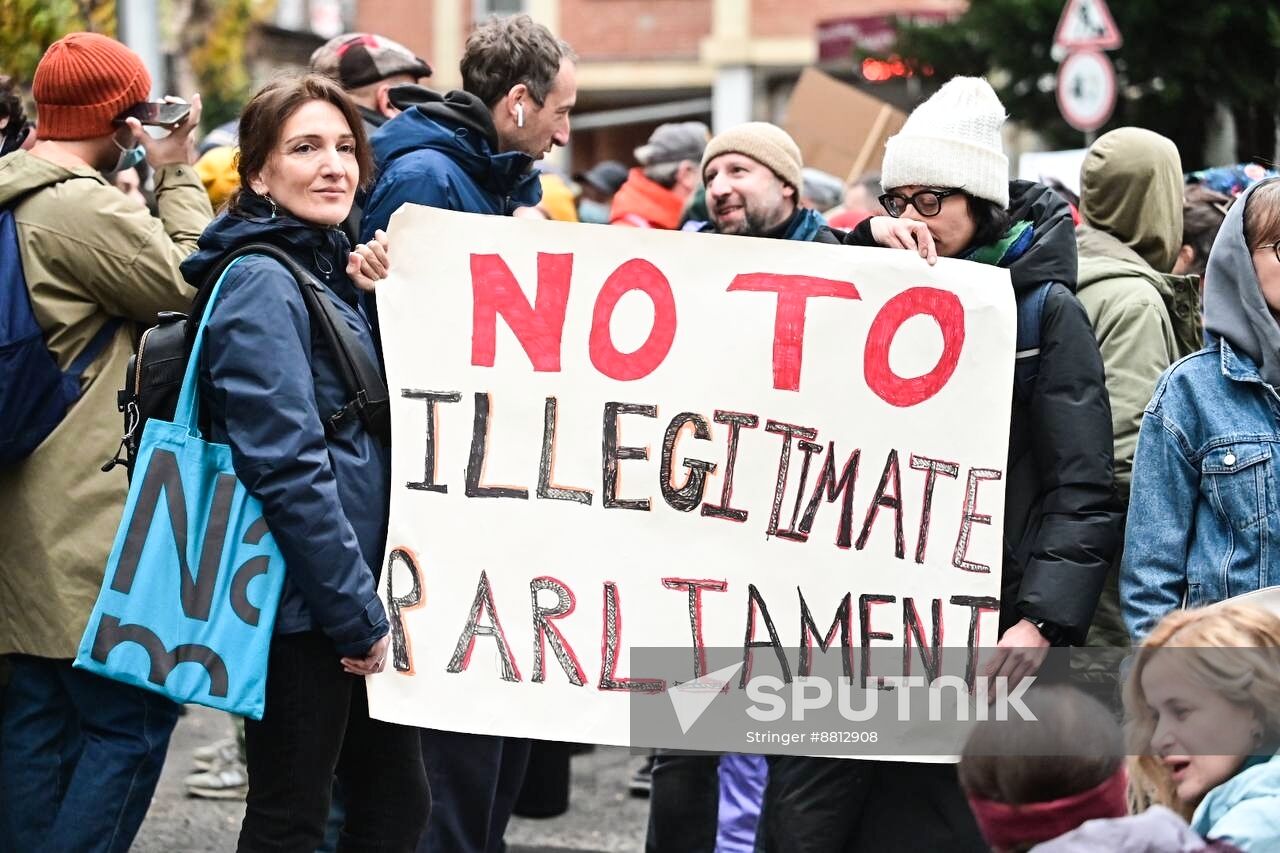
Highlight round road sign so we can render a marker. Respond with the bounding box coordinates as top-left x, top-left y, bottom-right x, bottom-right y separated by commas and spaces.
1056, 50, 1116, 132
